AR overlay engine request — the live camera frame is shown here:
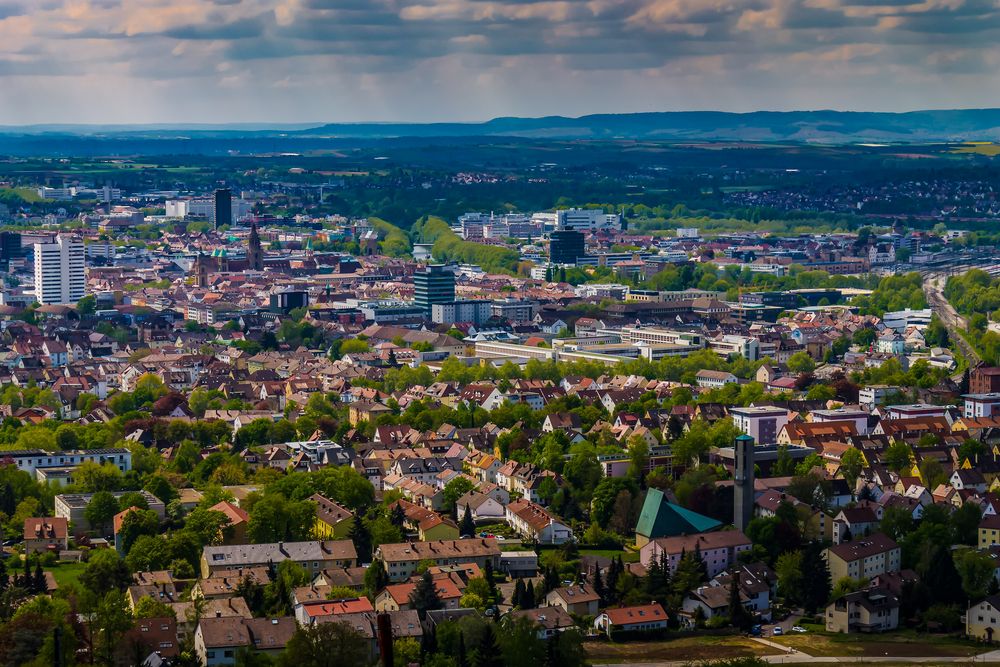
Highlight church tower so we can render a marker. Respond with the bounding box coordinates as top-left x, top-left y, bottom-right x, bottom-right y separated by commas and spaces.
194, 253, 209, 288
247, 222, 264, 271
